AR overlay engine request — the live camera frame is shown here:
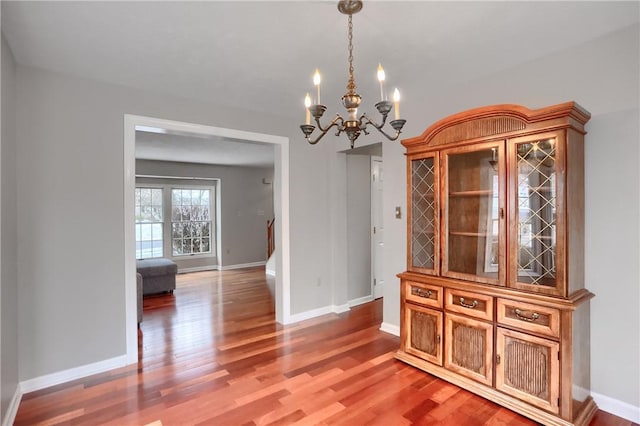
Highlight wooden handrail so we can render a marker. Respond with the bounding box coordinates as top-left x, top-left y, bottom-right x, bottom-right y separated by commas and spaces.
267, 218, 275, 258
